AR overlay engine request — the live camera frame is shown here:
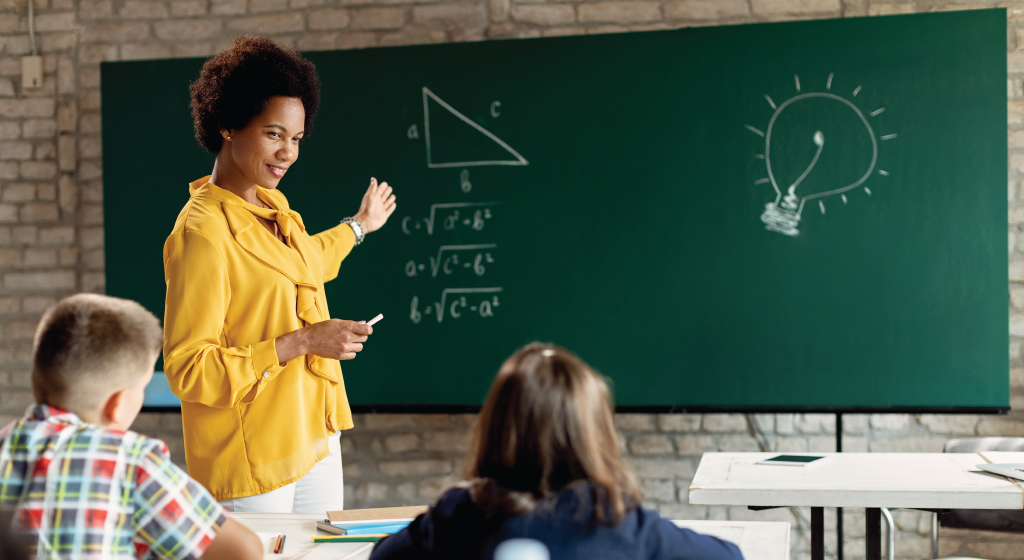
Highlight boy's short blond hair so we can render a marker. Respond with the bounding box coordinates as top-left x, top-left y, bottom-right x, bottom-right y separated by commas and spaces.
32, 294, 162, 411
